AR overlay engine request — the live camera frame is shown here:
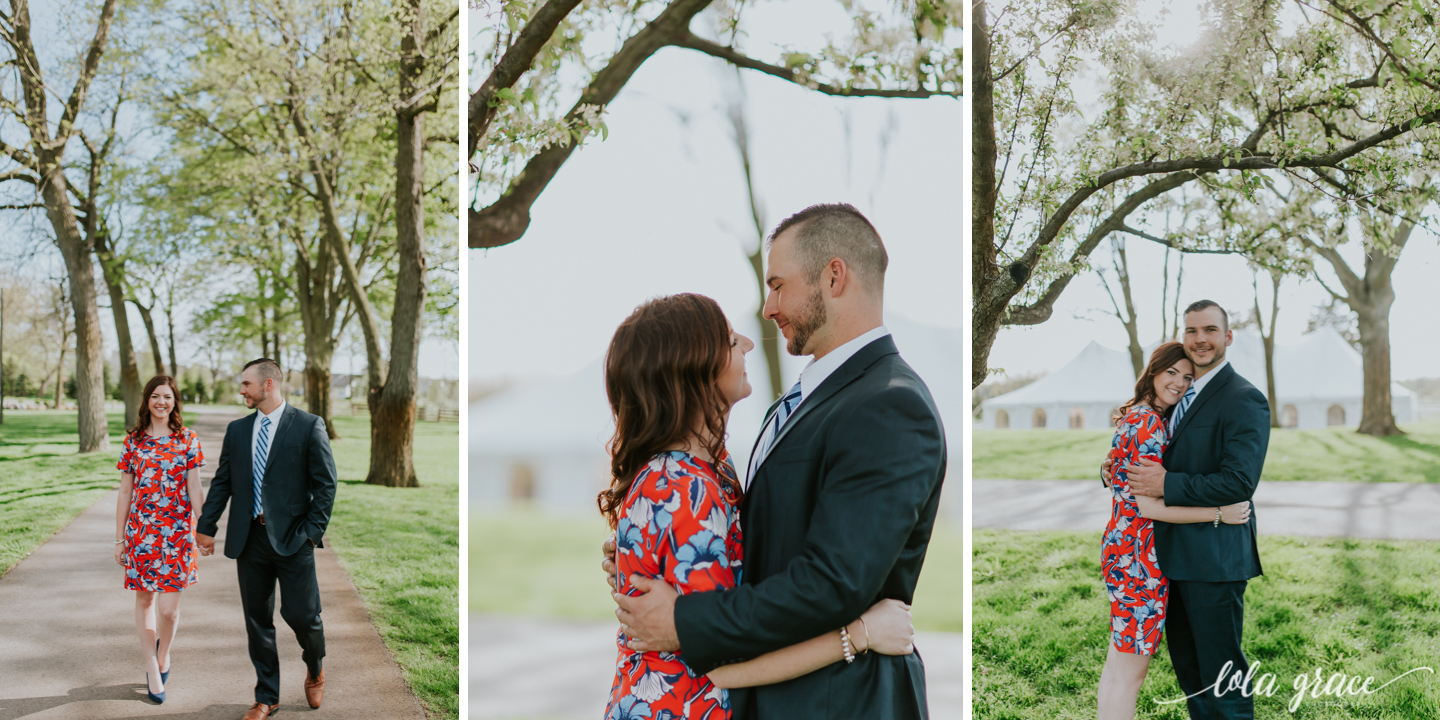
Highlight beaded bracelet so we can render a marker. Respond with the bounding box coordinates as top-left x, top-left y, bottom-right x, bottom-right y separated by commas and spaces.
840, 626, 855, 664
